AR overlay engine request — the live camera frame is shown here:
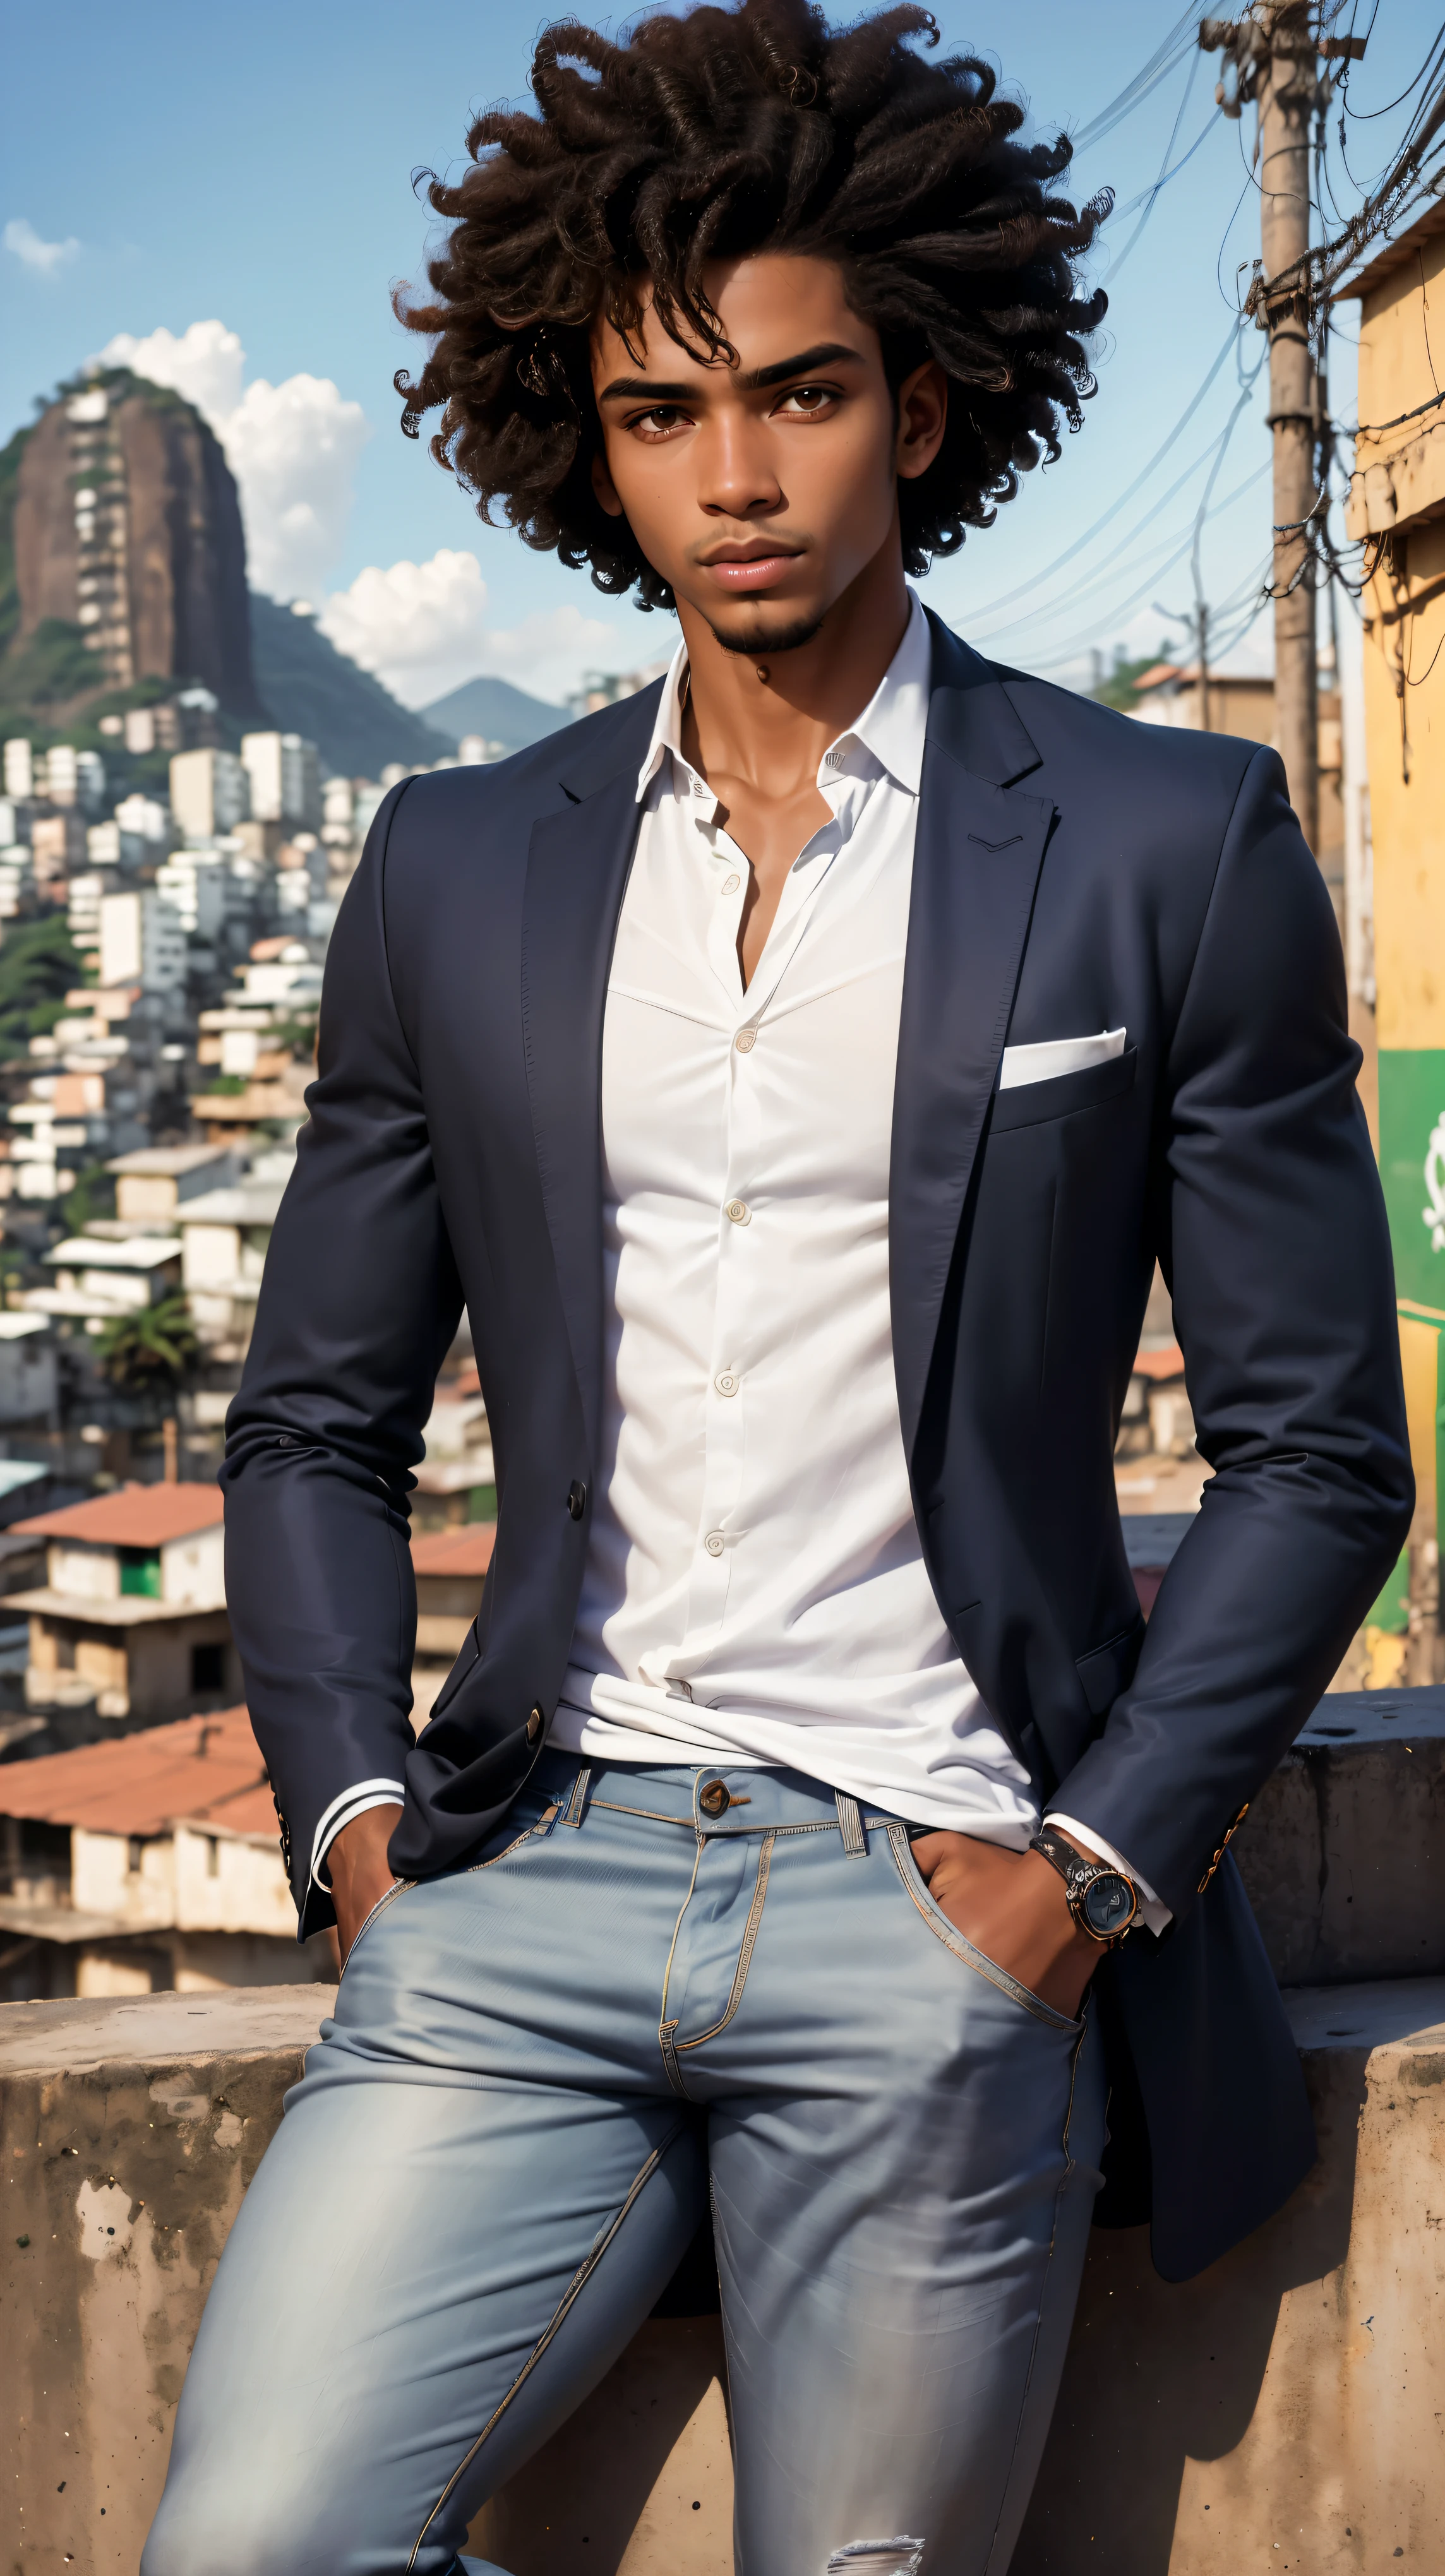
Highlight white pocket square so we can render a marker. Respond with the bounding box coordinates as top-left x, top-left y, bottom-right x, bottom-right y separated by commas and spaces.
998, 1027, 1126, 1092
